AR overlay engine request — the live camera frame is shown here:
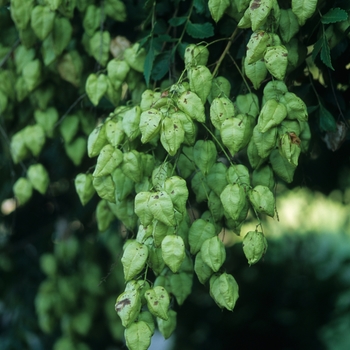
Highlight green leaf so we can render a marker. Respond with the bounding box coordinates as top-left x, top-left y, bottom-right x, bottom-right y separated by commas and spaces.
321, 8, 348, 24
151, 50, 172, 81
144, 46, 155, 87
89, 31, 111, 67
65, 137, 87, 166
319, 104, 337, 132
320, 35, 334, 70
186, 21, 215, 39
169, 16, 187, 26
13, 177, 33, 205
312, 37, 323, 62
